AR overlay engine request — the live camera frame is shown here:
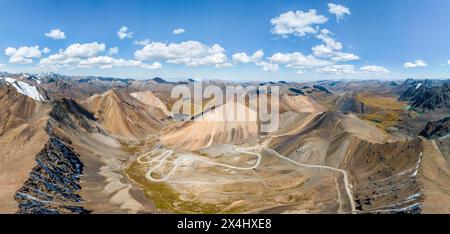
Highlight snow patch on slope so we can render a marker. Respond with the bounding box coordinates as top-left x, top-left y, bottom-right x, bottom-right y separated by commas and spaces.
4, 77, 45, 101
